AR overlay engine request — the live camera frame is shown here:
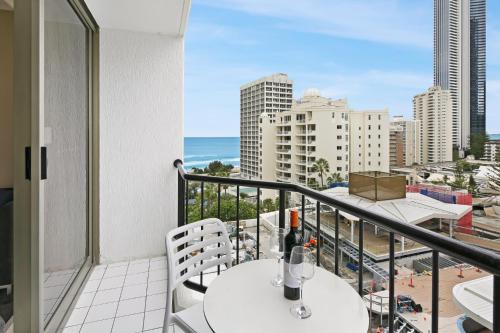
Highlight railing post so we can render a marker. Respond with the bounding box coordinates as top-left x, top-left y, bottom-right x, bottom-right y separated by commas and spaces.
217, 184, 221, 275
316, 201, 321, 267
389, 232, 395, 333
178, 172, 185, 228
335, 209, 339, 276
432, 250, 439, 333
301, 195, 305, 238
358, 219, 364, 295
236, 186, 240, 264
279, 189, 286, 229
